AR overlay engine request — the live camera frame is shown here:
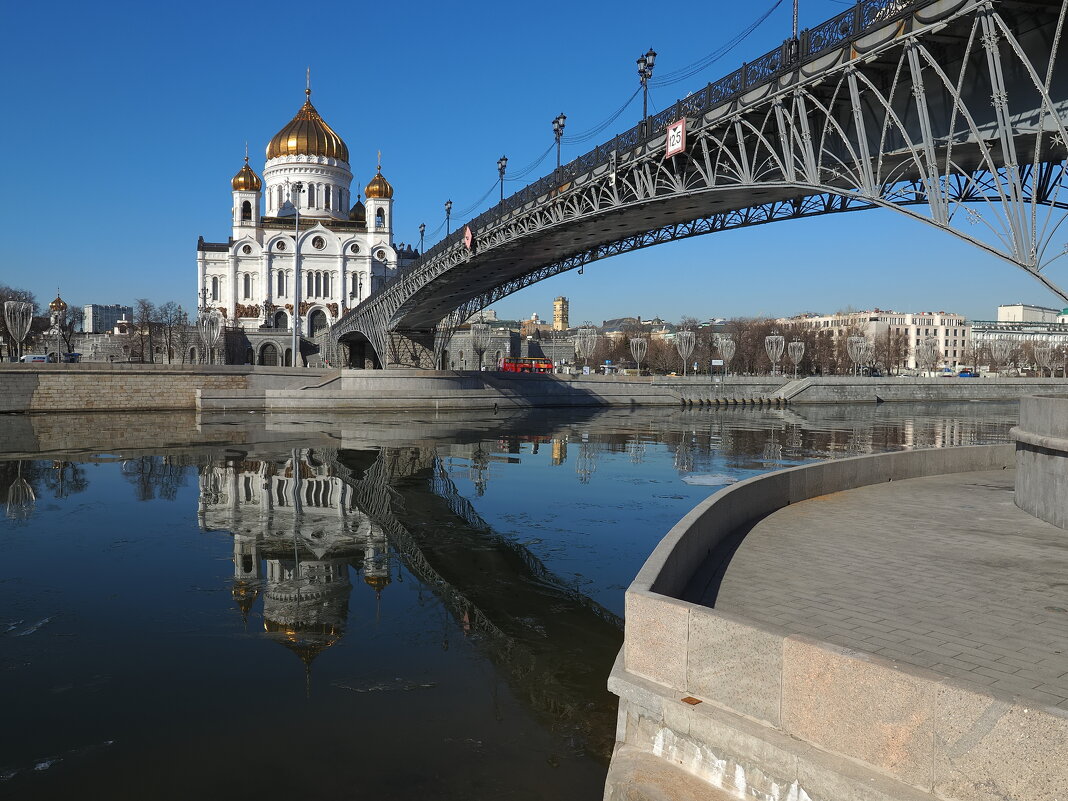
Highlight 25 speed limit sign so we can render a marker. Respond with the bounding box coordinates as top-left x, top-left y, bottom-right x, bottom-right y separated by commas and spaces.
665, 118, 686, 159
